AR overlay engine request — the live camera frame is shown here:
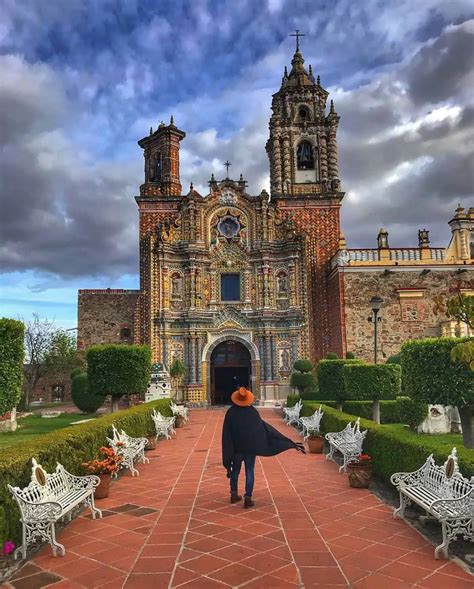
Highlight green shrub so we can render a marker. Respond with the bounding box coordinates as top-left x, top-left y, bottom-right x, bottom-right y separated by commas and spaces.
87, 344, 152, 412
286, 393, 300, 407
402, 338, 473, 406
0, 399, 172, 545
293, 358, 313, 373
317, 359, 363, 408
0, 318, 24, 415
346, 351, 355, 359
302, 403, 474, 484
300, 387, 320, 401
302, 398, 412, 424
70, 367, 83, 380
71, 373, 104, 414
326, 352, 339, 359
386, 354, 401, 365
344, 363, 401, 423
397, 397, 428, 431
